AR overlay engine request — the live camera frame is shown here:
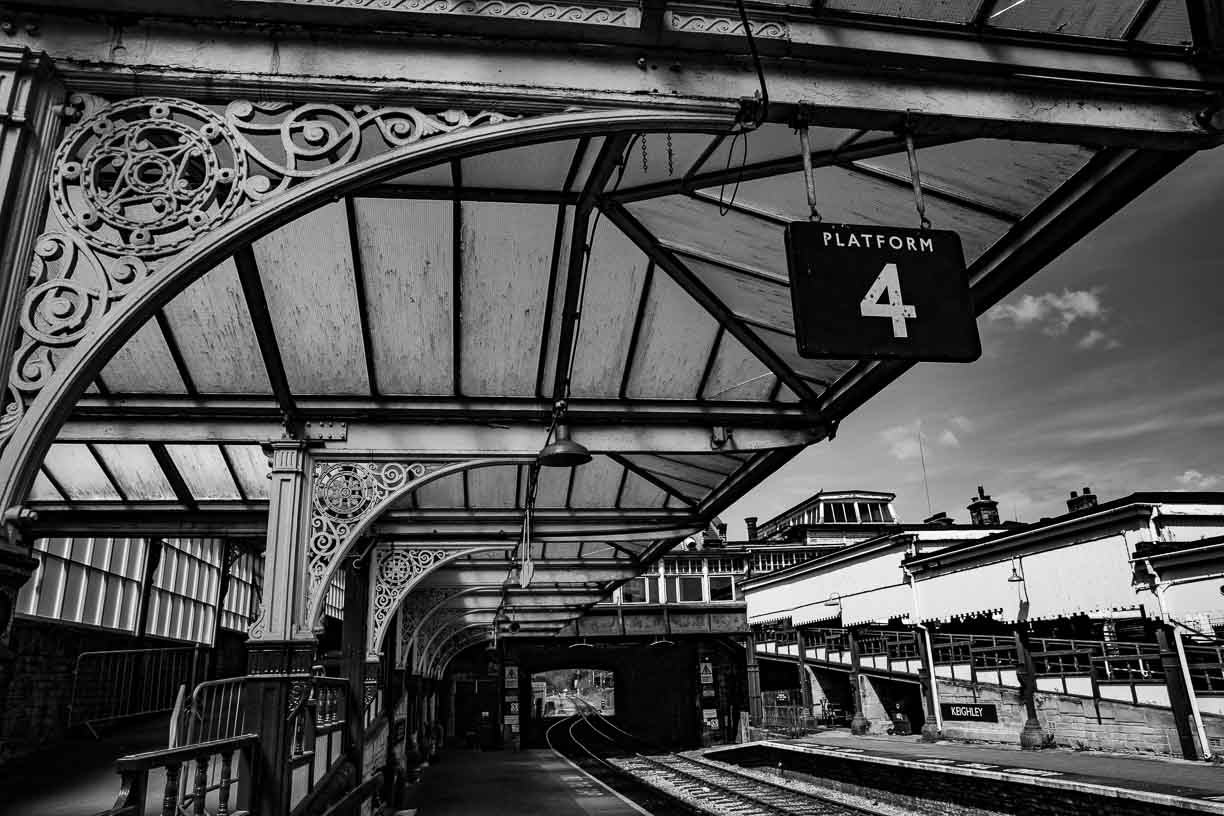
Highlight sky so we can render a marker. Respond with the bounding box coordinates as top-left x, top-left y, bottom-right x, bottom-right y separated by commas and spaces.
726, 146, 1224, 537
